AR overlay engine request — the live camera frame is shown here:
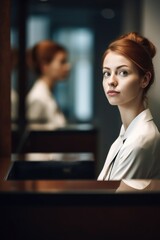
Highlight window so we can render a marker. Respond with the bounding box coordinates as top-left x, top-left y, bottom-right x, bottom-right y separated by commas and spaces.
53, 28, 94, 122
